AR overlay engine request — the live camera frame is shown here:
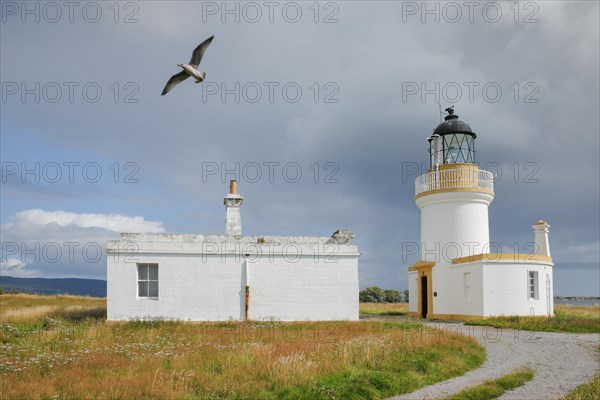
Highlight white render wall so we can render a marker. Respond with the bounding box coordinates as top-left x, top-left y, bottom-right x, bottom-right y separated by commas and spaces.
107, 255, 244, 321
107, 233, 360, 321
421, 260, 553, 318
449, 263, 484, 316
247, 258, 359, 321
483, 262, 554, 316
417, 191, 494, 262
